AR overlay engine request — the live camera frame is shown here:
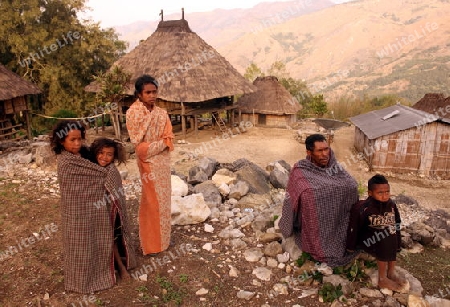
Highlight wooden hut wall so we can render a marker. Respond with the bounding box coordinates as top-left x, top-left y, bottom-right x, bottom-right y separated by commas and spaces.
266, 114, 295, 127
355, 123, 449, 178
241, 113, 256, 126
240, 113, 296, 128
429, 122, 450, 179
370, 128, 423, 174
